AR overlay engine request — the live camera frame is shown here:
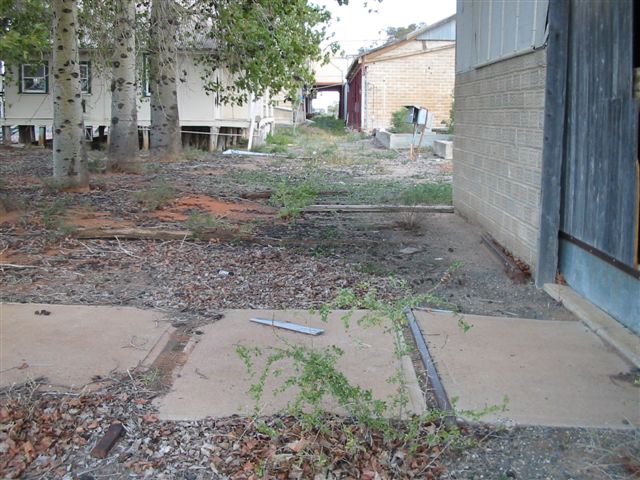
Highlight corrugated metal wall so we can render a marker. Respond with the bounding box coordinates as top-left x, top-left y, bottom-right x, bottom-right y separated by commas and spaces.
346, 65, 362, 130
456, 0, 548, 73
417, 19, 456, 41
